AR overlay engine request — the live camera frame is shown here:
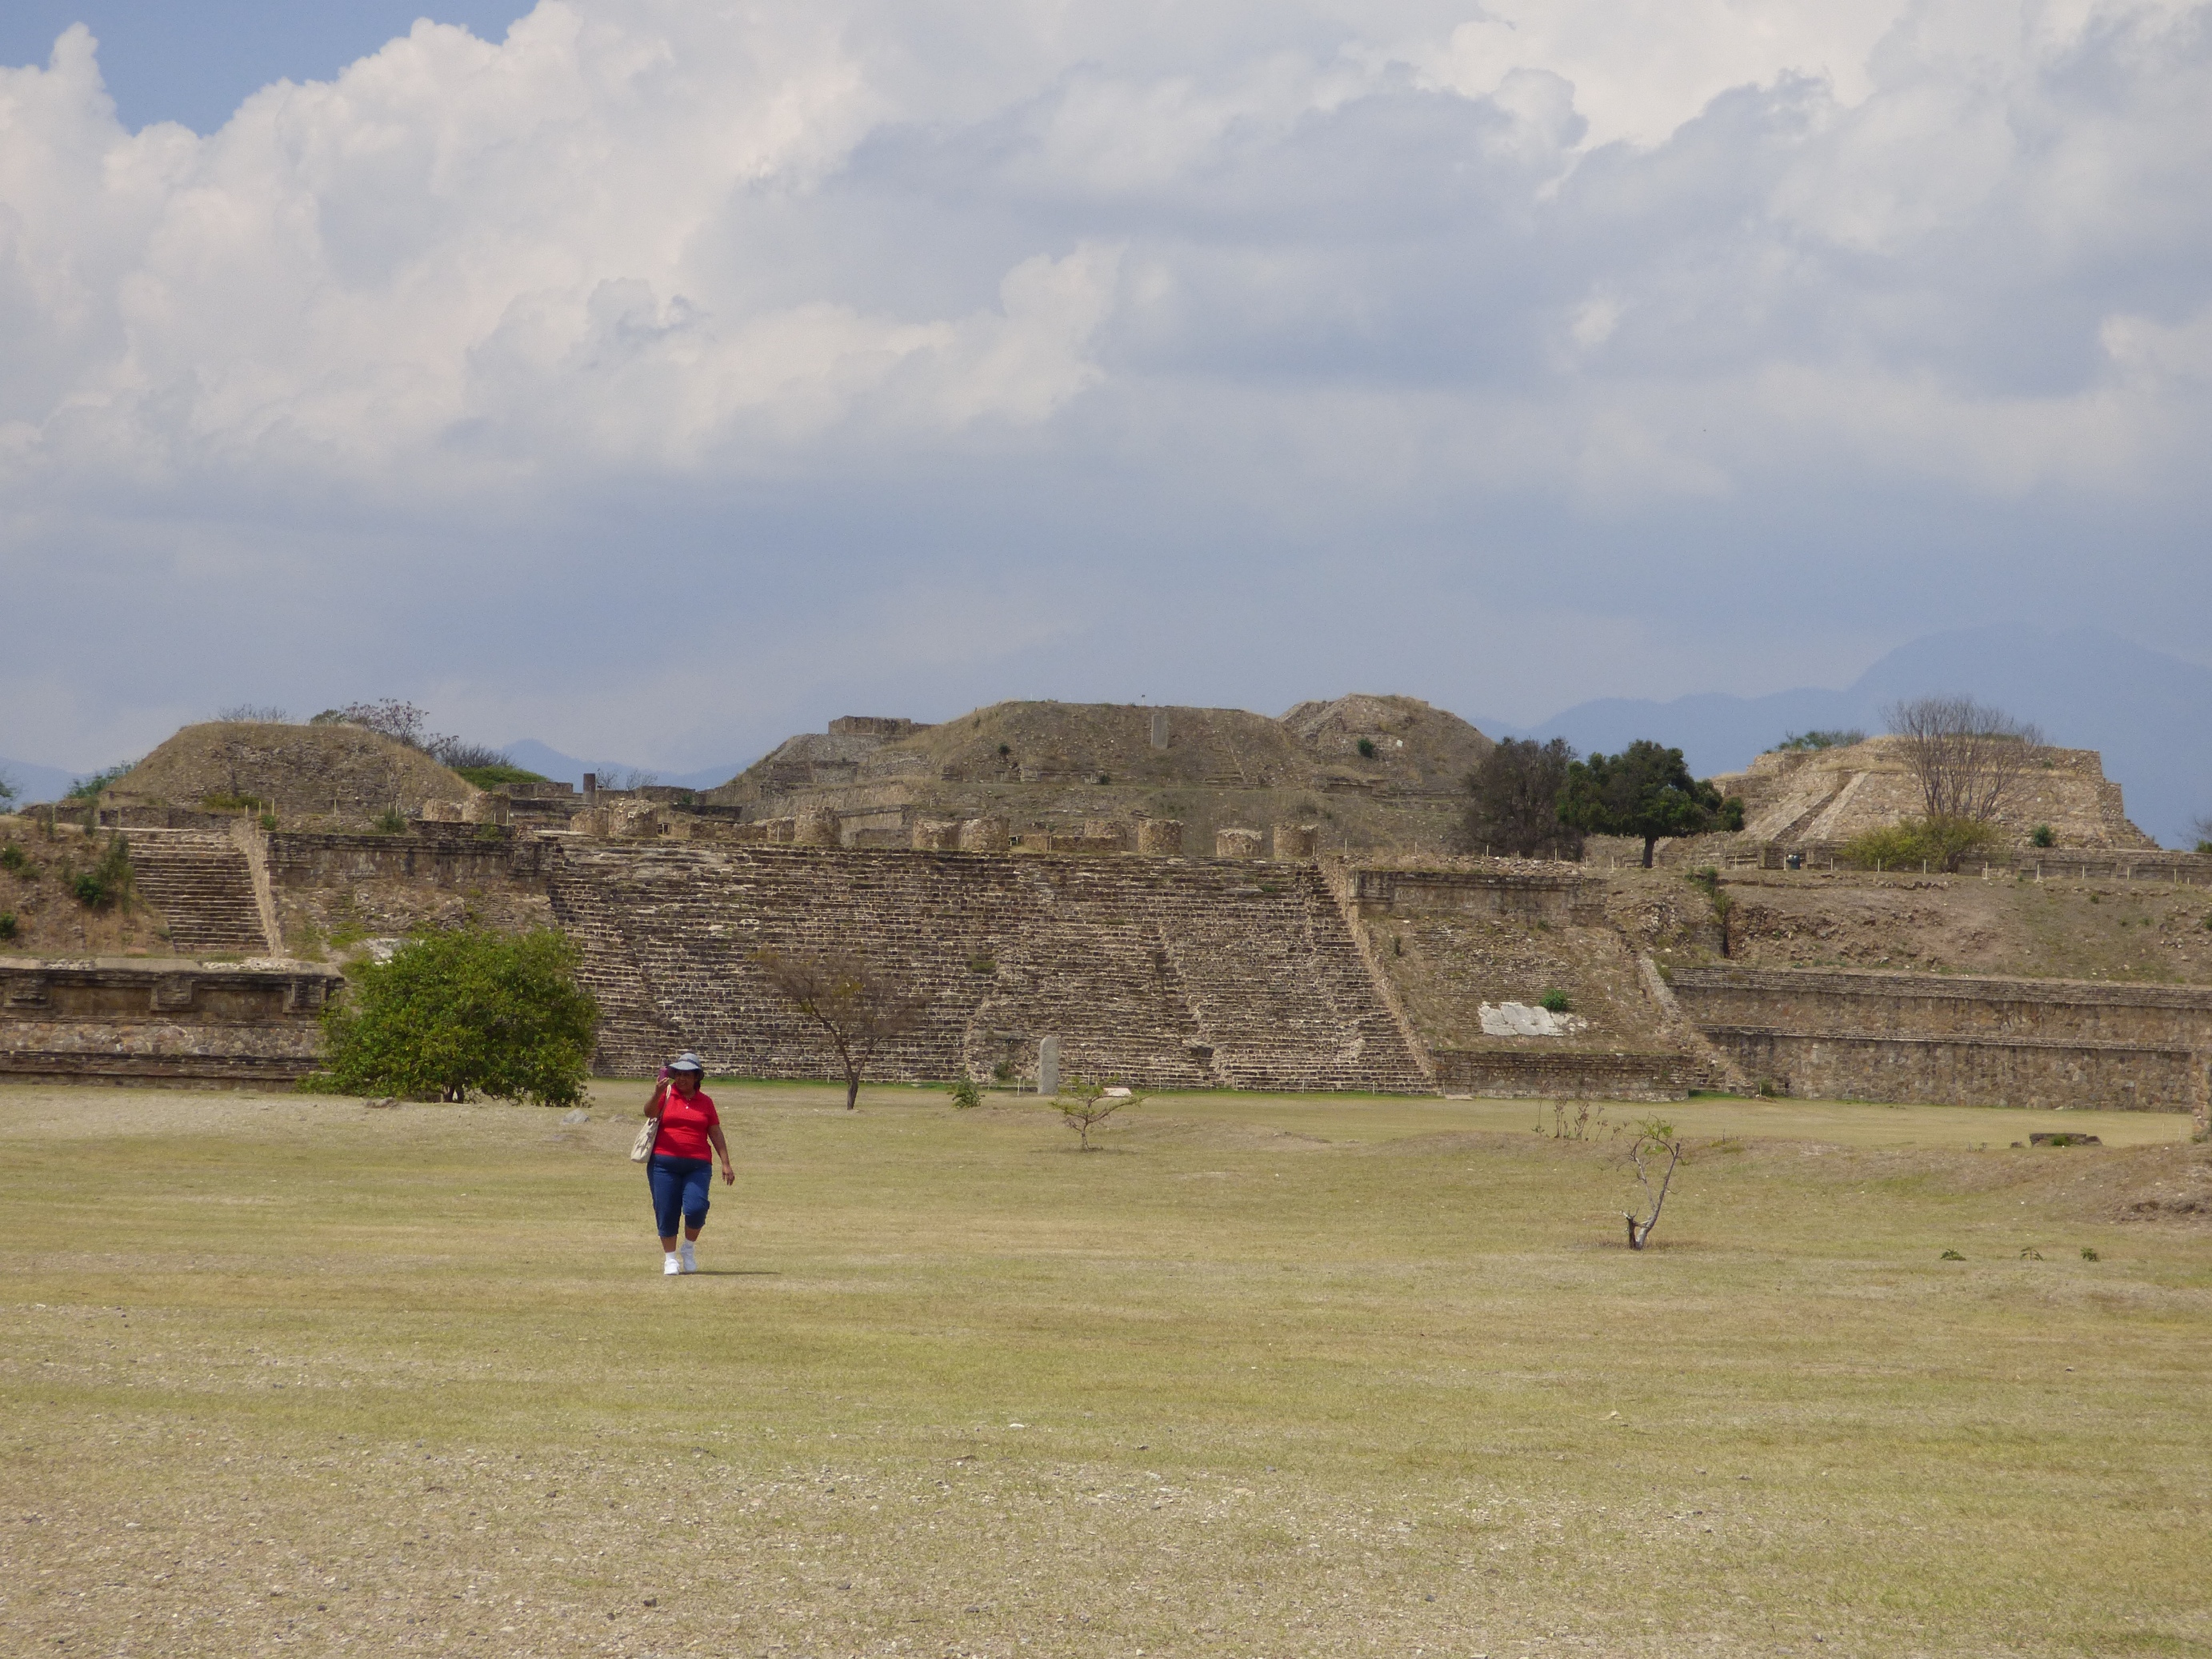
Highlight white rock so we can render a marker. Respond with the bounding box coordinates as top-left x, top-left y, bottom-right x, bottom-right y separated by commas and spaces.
1478, 1001, 1587, 1037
